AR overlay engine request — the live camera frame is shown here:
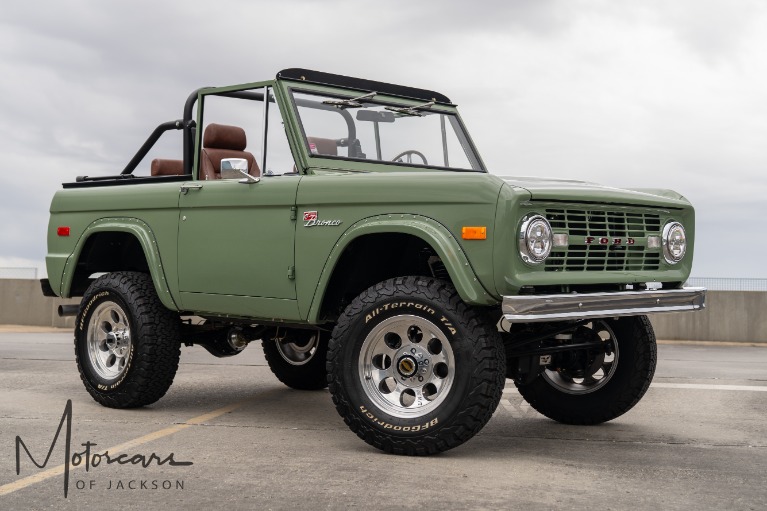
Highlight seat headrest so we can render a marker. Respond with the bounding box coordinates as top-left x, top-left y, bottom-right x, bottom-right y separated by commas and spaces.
203, 123, 247, 151
150, 159, 184, 176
